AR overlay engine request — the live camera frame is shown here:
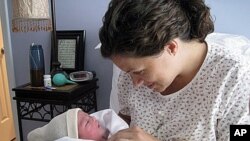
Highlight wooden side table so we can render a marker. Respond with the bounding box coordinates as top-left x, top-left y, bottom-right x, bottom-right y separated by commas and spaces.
12, 78, 98, 141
